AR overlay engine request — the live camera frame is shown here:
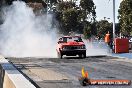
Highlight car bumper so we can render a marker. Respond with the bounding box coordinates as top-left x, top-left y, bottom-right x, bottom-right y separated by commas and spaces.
61, 49, 86, 56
